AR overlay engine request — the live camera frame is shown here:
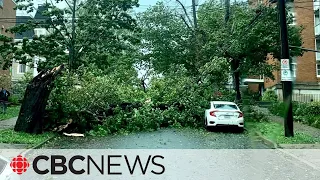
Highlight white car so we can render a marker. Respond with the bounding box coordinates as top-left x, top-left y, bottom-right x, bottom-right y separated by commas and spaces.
0, 155, 20, 180
204, 101, 244, 132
